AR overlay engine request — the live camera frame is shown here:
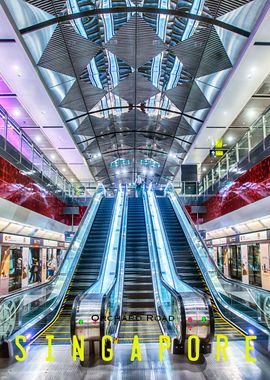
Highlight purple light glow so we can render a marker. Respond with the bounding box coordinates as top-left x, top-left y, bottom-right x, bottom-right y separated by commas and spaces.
0, 74, 12, 94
